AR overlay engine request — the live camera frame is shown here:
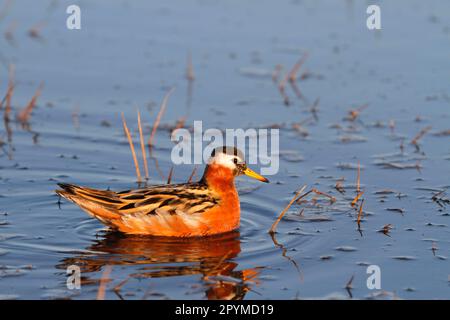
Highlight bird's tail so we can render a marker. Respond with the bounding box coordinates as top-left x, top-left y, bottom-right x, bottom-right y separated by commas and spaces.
56, 183, 122, 224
